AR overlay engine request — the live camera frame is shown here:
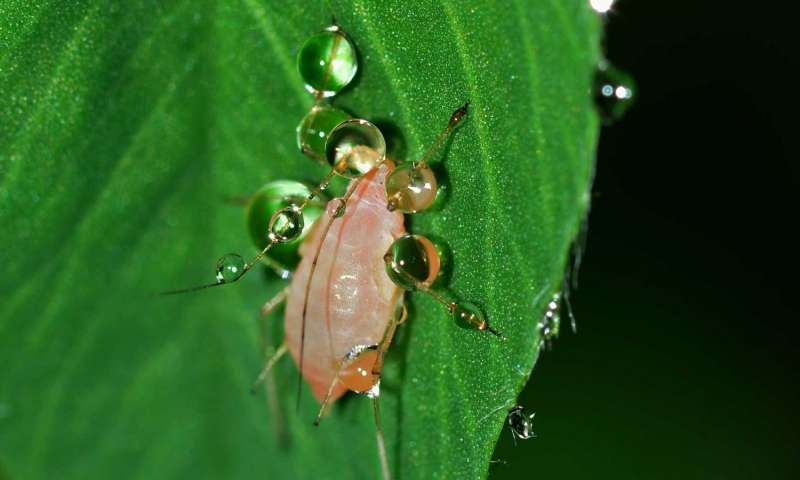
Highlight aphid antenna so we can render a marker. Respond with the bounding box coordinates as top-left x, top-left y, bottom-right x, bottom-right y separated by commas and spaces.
160, 167, 342, 296
417, 101, 470, 167
297, 174, 366, 411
